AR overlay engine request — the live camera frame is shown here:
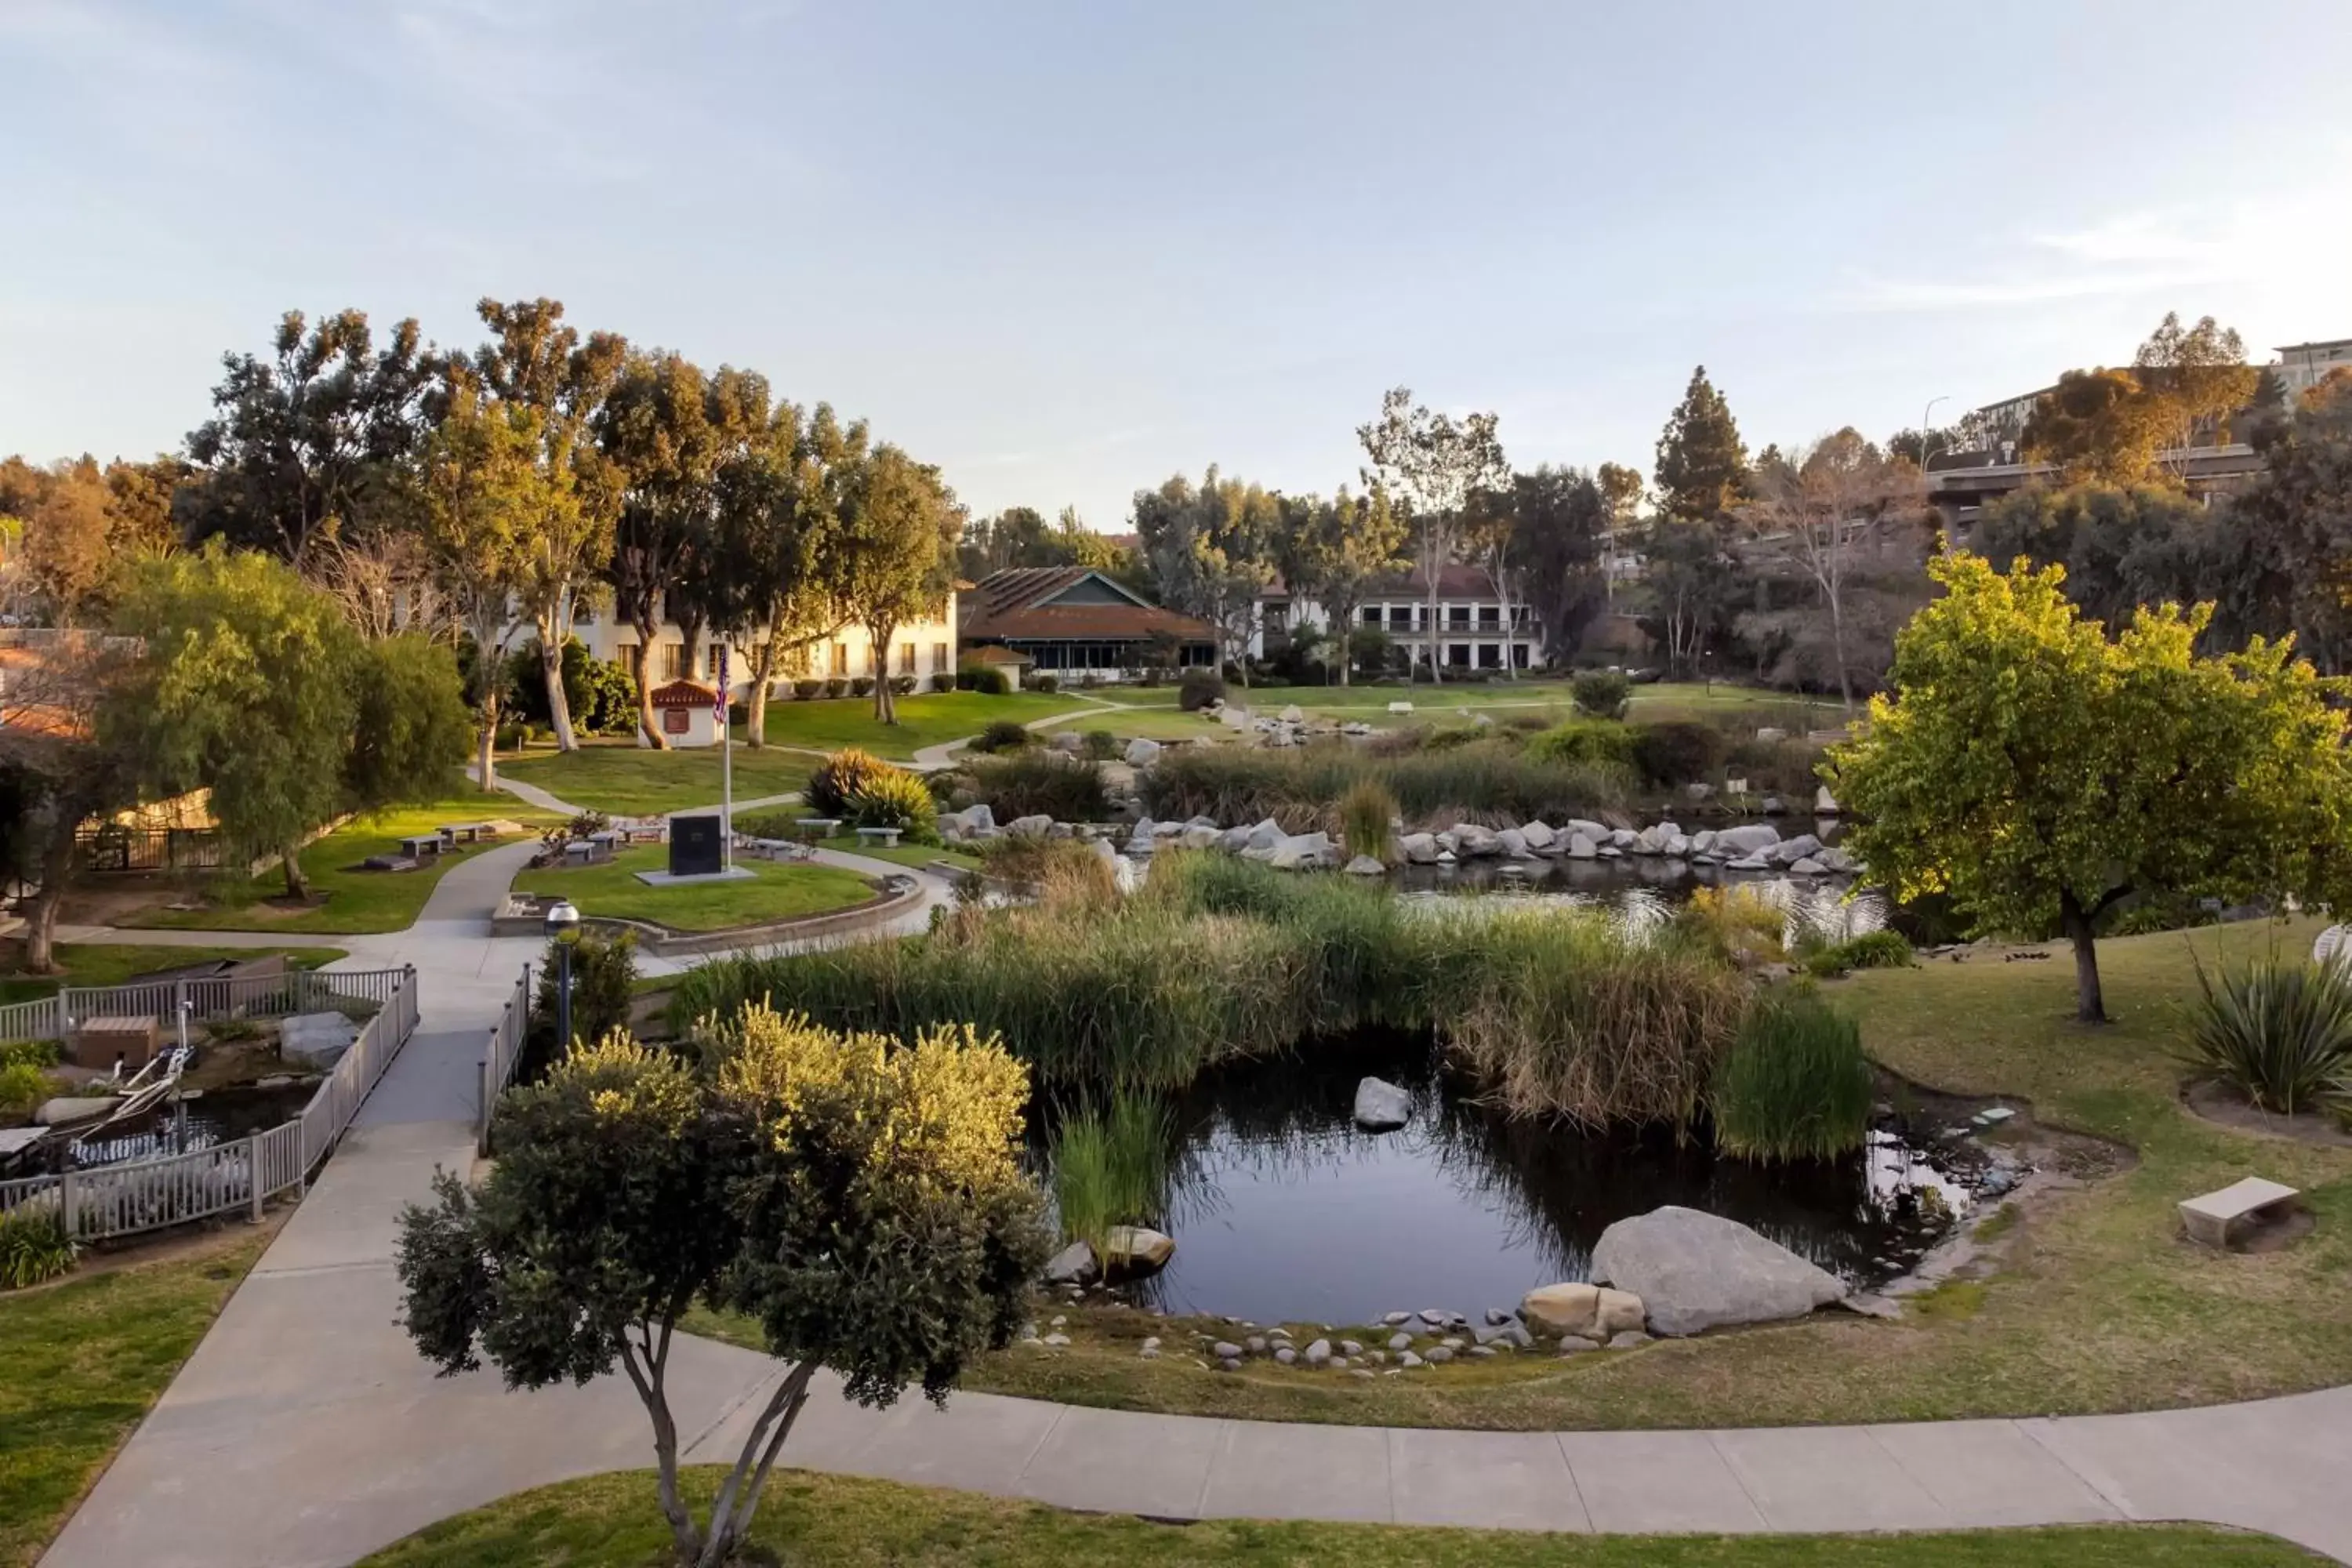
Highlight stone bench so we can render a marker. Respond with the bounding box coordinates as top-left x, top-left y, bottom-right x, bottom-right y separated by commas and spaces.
397, 834, 445, 859
437, 822, 492, 844
797, 818, 842, 836
2179, 1176, 2299, 1248
741, 837, 812, 862
855, 826, 903, 849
